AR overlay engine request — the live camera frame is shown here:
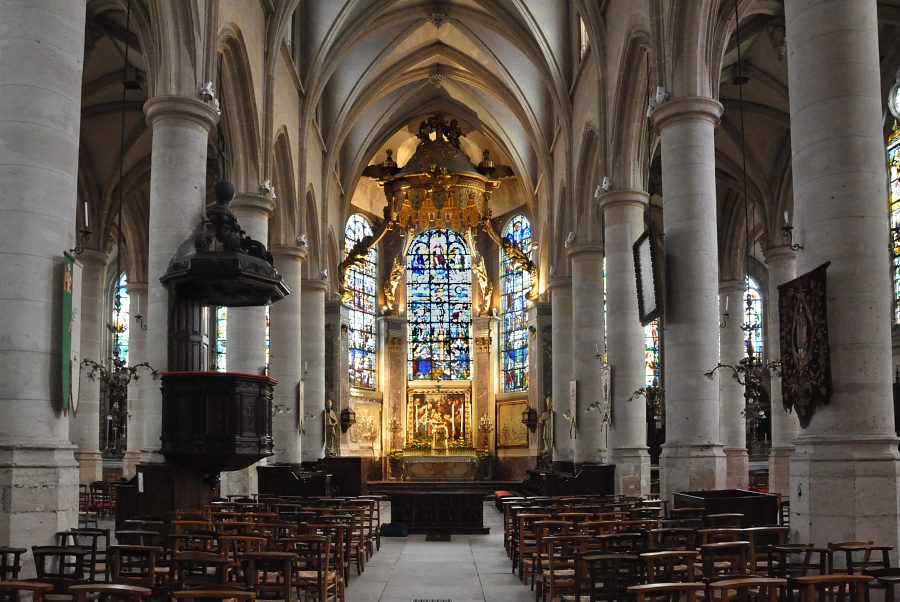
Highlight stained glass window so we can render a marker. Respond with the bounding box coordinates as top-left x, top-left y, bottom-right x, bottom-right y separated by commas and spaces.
500, 215, 532, 392
345, 214, 377, 389
407, 229, 472, 380
644, 319, 660, 387
745, 277, 763, 358
889, 122, 900, 322
215, 306, 227, 372
112, 273, 129, 366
